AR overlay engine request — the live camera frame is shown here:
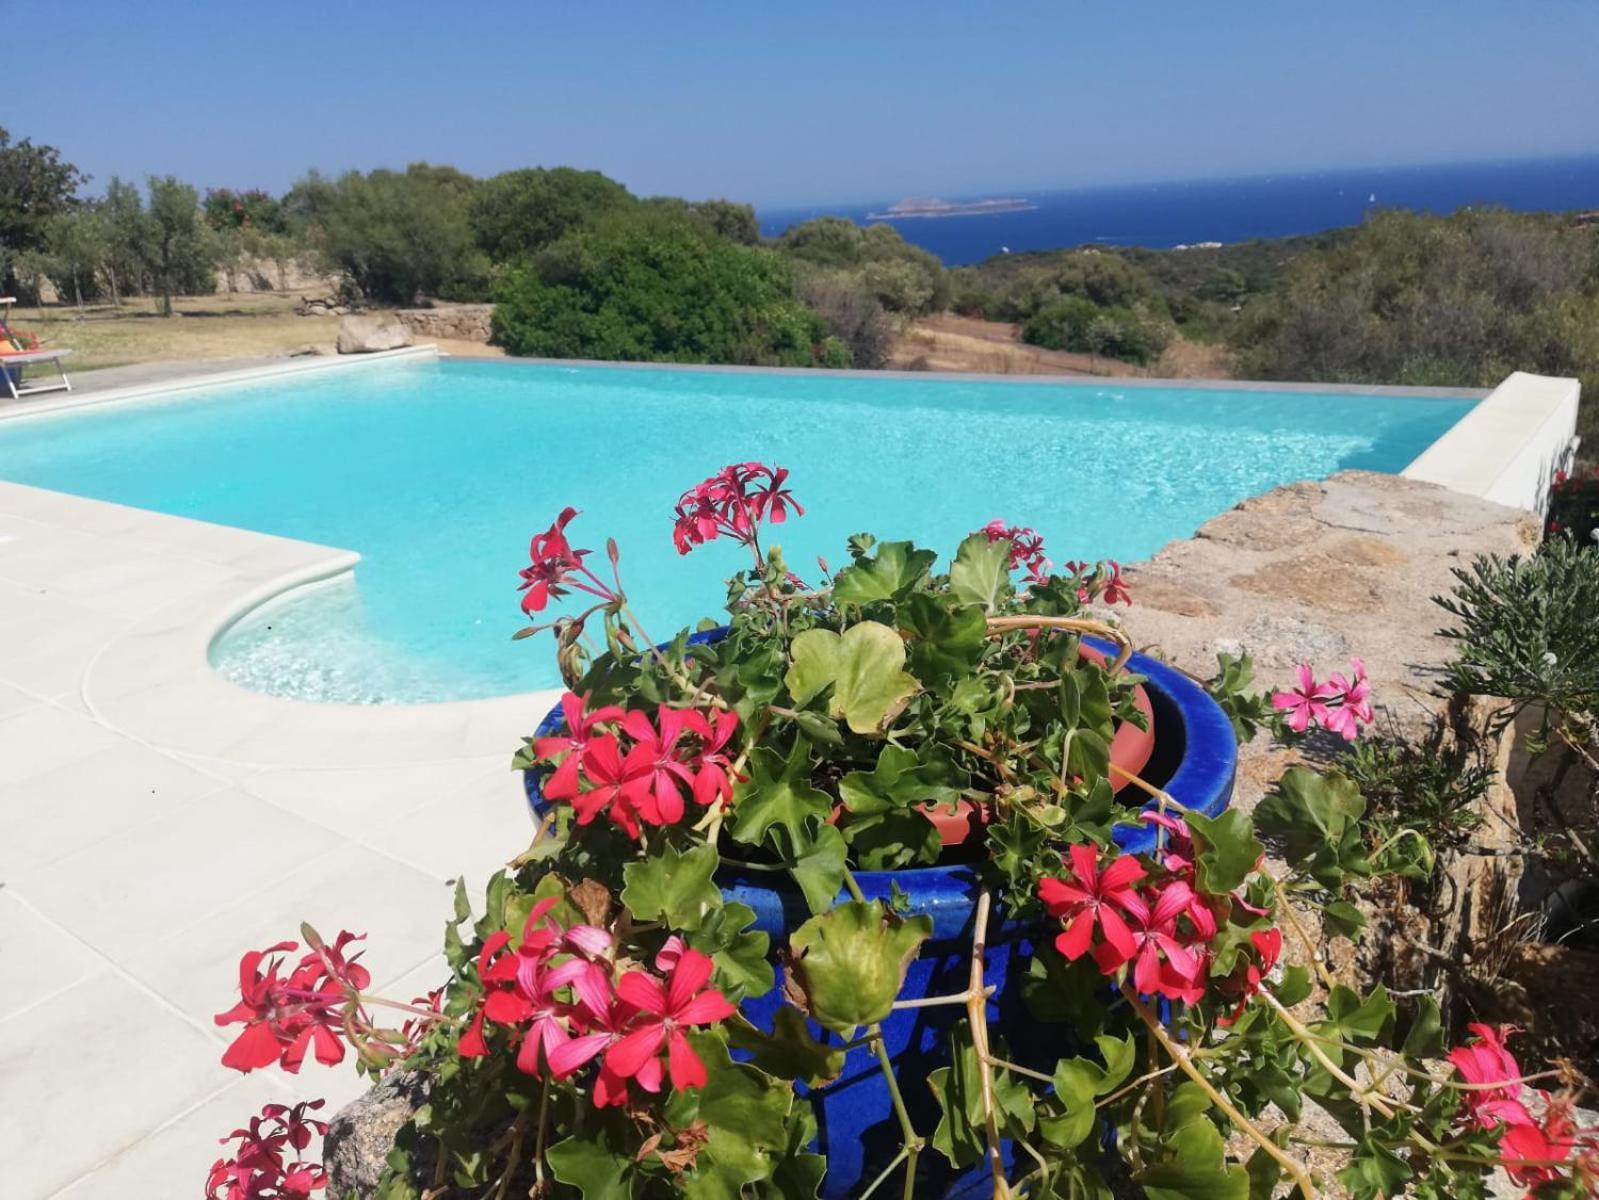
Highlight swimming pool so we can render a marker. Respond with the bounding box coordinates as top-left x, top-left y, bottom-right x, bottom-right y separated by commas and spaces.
0, 358, 1475, 703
